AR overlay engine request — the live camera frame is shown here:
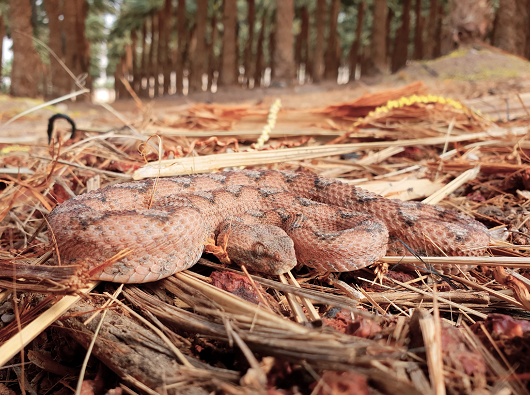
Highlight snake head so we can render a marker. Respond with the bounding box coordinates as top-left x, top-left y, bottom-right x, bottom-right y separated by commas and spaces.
217, 221, 297, 275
